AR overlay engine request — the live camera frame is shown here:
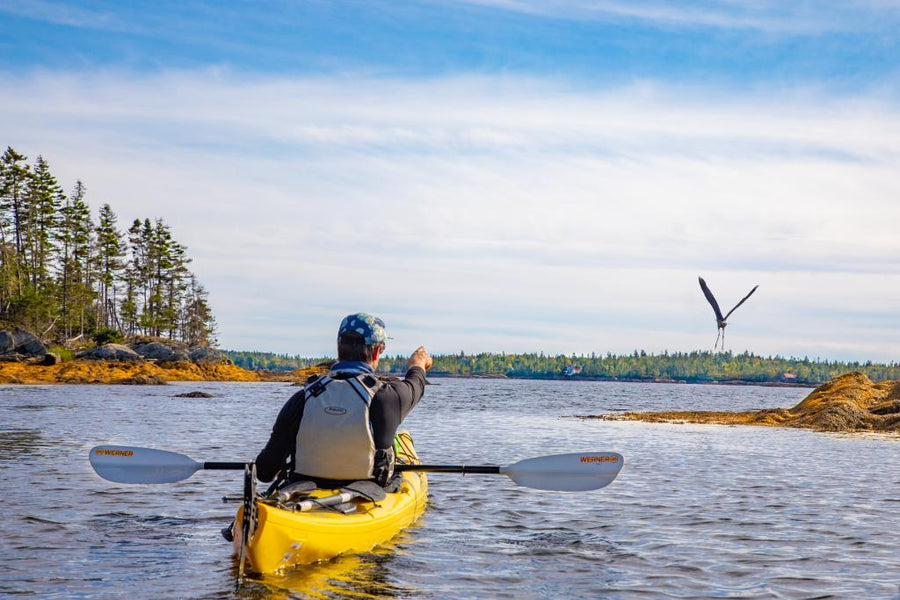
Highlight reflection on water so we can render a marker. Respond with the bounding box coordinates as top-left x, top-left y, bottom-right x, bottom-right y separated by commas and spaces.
237, 541, 417, 600
1, 380, 898, 599
0, 428, 48, 461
